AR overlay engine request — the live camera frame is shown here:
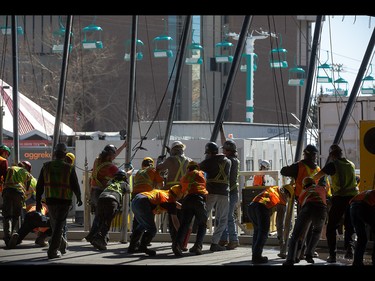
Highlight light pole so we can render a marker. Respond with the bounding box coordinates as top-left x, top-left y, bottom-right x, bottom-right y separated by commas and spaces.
228, 30, 276, 122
